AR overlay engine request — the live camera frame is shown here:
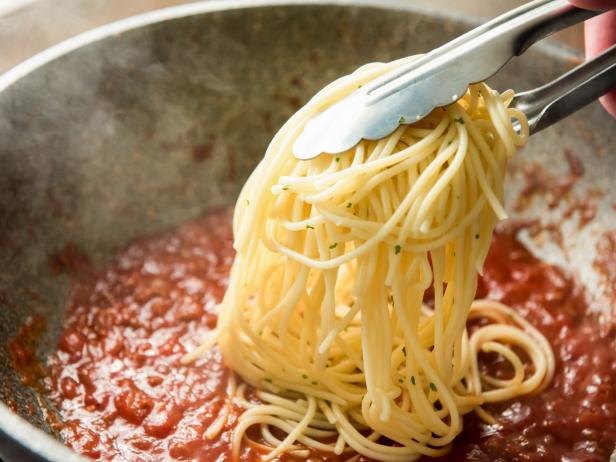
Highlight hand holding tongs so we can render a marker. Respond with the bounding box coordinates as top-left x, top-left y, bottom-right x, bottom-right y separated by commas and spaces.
293, 0, 616, 160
